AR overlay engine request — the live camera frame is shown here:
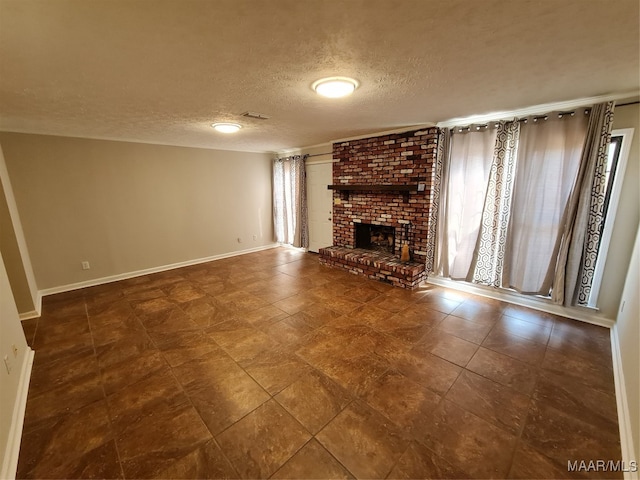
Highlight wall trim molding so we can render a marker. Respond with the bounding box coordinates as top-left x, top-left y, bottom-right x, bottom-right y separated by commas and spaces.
610, 324, 638, 480
426, 276, 615, 328
0, 347, 34, 480
39, 244, 279, 297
